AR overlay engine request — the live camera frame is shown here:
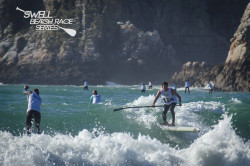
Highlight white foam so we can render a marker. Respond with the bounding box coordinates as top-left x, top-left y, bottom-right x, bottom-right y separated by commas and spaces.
179, 114, 250, 166
122, 96, 225, 130
62, 103, 71, 106
176, 87, 203, 91
229, 98, 242, 104
104, 100, 112, 105
123, 95, 159, 128
105, 81, 122, 86
0, 114, 249, 166
182, 101, 225, 114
